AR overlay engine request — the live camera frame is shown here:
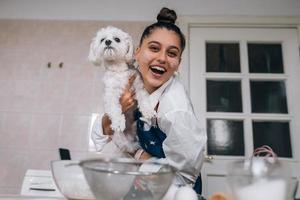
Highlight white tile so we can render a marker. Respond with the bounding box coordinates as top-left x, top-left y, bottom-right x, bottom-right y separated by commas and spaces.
62, 81, 94, 114
59, 115, 90, 151
29, 114, 62, 150
0, 149, 29, 188
0, 113, 32, 148
27, 150, 60, 170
